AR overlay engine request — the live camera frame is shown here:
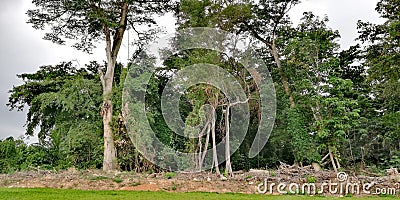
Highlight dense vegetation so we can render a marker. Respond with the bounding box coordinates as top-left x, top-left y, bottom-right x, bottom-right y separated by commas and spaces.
1, 0, 399, 175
